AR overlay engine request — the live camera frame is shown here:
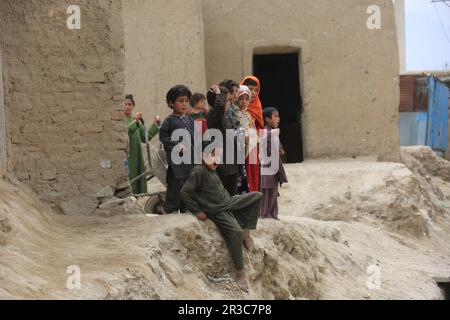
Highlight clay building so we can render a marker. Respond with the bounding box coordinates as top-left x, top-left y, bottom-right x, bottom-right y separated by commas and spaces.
0, 0, 401, 210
